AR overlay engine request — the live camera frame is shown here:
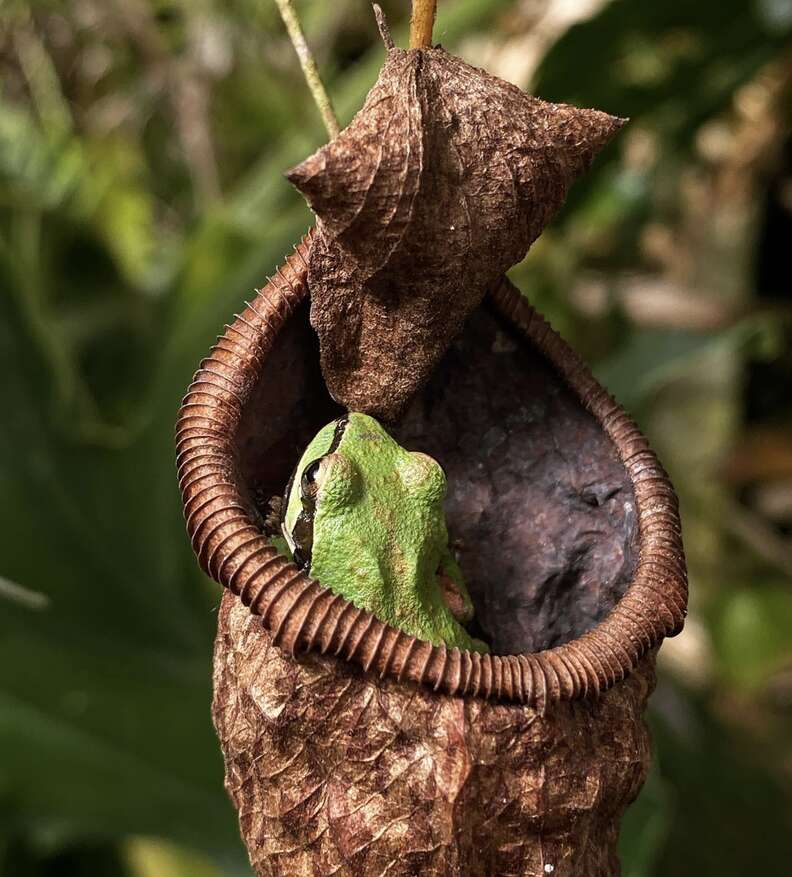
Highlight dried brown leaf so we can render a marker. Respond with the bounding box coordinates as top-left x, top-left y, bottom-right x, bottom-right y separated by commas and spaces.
288, 46, 624, 418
